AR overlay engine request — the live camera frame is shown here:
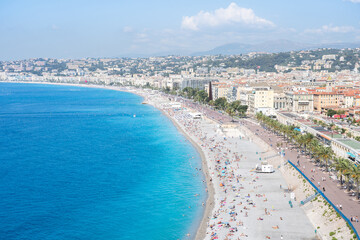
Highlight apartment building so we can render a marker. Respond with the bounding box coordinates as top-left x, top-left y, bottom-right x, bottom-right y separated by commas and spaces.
274, 93, 288, 110
212, 83, 229, 99
210, 82, 238, 102
344, 93, 355, 108
248, 86, 274, 114
180, 78, 212, 90
313, 92, 341, 112
286, 91, 314, 112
